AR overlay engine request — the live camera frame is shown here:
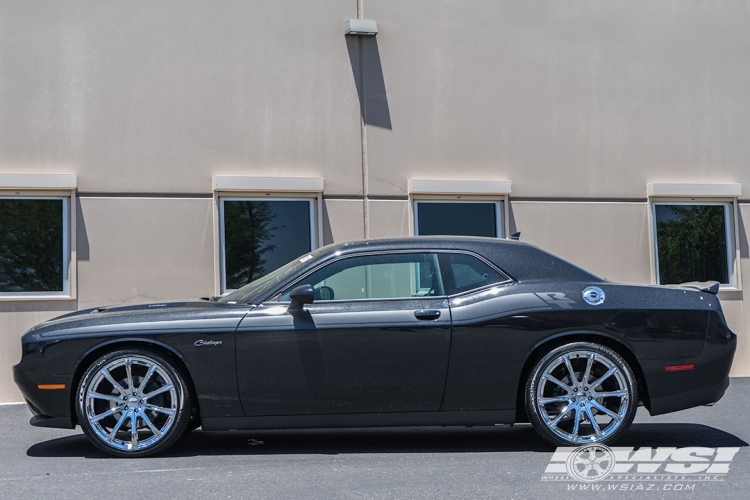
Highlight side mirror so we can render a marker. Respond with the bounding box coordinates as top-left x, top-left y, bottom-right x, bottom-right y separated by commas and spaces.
288, 284, 315, 313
